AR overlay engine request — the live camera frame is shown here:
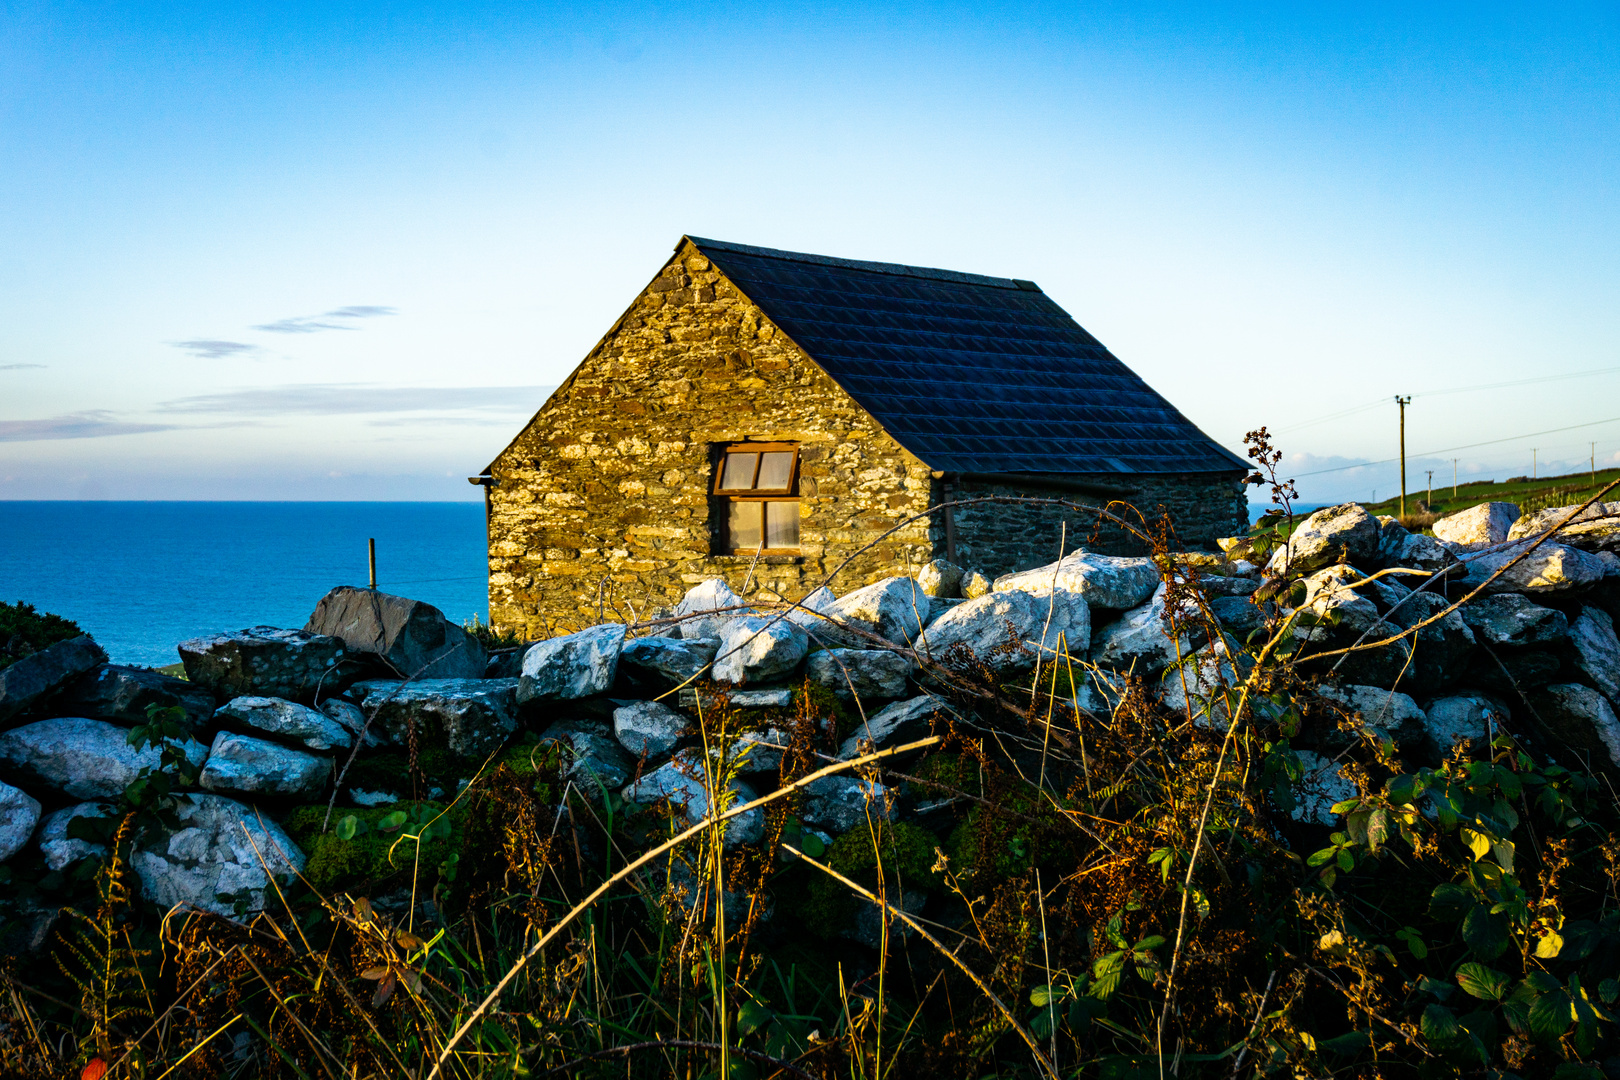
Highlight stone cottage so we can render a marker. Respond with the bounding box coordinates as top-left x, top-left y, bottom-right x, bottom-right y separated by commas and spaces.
475, 236, 1248, 635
